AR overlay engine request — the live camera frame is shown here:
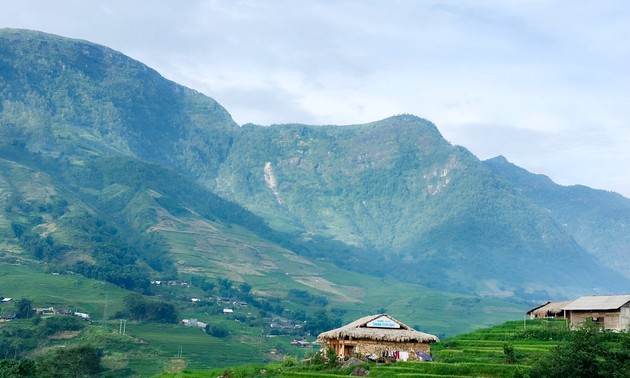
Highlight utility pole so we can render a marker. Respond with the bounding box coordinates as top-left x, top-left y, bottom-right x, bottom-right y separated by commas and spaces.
119, 319, 127, 335
103, 295, 108, 322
